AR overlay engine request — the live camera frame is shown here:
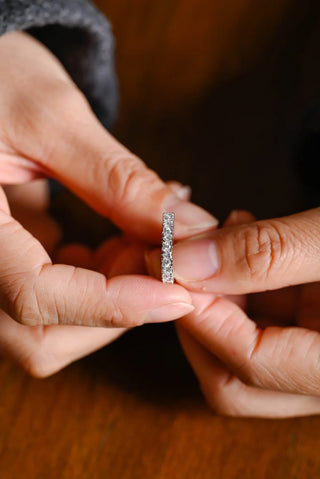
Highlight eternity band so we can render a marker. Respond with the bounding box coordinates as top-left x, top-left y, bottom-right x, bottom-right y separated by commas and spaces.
161, 212, 175, 283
